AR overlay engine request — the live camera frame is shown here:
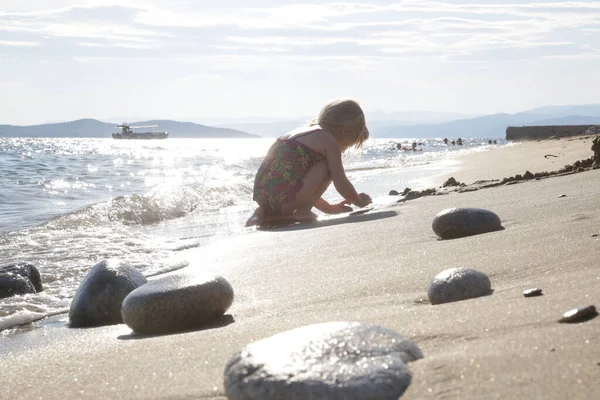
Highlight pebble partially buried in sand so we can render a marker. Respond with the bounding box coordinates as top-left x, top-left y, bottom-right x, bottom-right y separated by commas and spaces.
428, 267, 492, 305
558, 305, 598, 323
523, 288, 543, 297
432, 208, 503, 239
224, 321, 423, 400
